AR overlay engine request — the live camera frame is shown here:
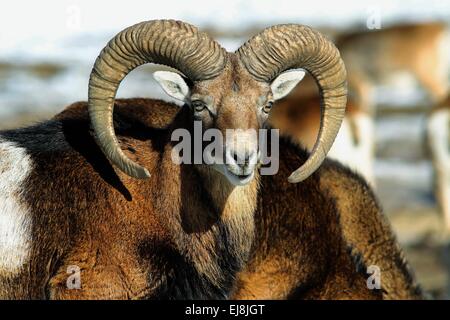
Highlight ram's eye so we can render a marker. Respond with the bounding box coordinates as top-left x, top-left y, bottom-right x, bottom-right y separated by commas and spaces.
192, 101, 206, 112
263, 101, 273, 114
